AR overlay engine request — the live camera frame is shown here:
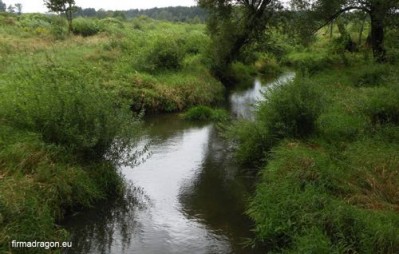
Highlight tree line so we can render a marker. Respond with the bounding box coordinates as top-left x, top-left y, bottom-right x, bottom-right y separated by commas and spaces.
198, 0, 399, 82
0, 0, 22, 14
